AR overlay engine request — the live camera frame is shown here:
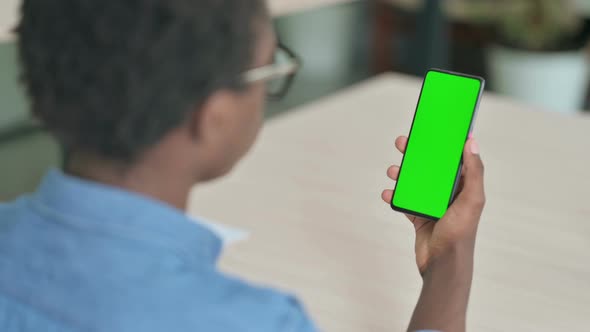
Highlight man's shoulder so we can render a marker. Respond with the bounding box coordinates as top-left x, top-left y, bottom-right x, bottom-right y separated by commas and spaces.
0, 197, 318, 331
0, 197, 29, 230
0, 197, 25, 212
